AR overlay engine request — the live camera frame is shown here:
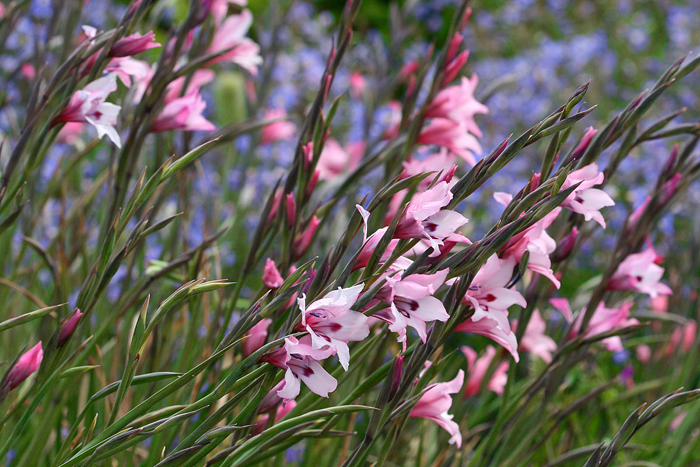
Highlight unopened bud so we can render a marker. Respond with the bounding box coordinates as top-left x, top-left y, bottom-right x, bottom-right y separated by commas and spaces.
552, 227, 579, 263
58, 309, 83, 348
